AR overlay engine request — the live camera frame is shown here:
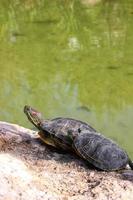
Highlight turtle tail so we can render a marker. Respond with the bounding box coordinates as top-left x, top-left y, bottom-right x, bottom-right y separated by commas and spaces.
128, 159, 133, 170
